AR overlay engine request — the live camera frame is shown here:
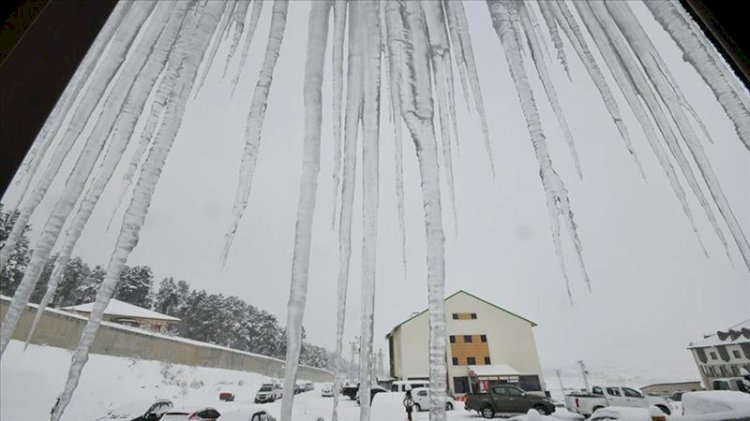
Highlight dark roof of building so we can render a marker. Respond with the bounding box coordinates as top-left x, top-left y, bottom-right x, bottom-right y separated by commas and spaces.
386, 290, 536, 338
